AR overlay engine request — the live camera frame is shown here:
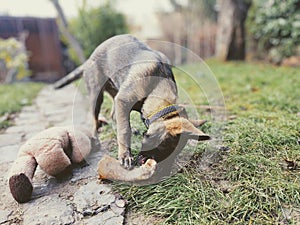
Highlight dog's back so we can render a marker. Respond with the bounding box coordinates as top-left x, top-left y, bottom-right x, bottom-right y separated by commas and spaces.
54, 34, 173, 91
86, 34, 172, 88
